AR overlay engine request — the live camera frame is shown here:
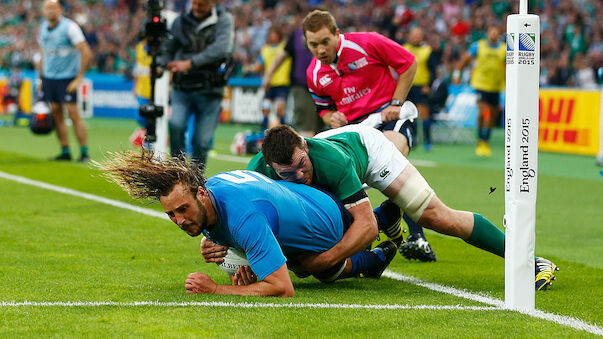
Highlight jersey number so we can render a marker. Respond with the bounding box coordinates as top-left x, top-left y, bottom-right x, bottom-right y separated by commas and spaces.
215, 170, 273, 184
